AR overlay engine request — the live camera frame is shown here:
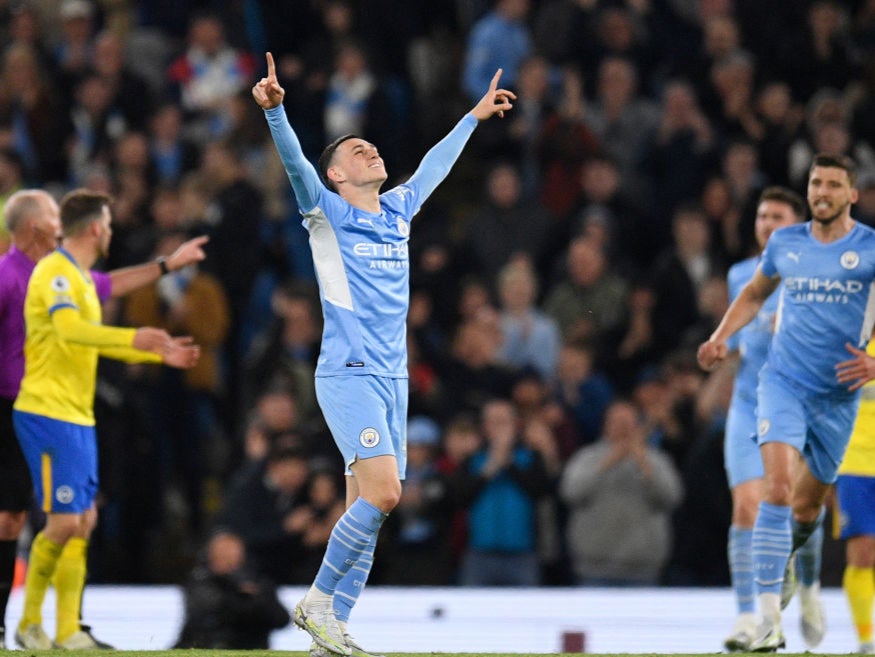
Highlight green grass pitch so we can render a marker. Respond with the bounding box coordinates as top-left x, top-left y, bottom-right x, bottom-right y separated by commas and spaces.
10, 649, 847, 657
